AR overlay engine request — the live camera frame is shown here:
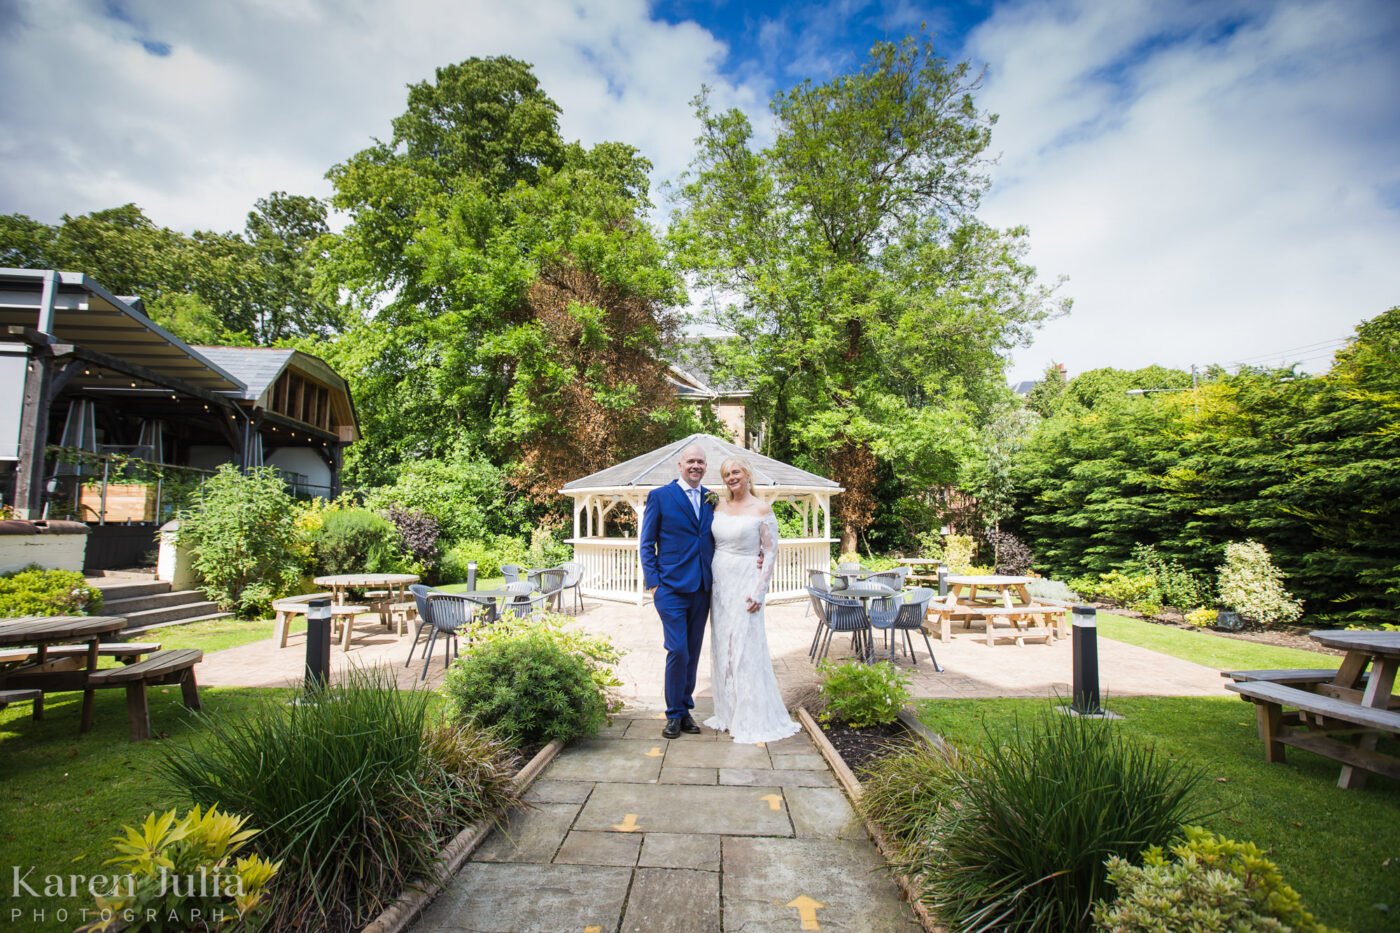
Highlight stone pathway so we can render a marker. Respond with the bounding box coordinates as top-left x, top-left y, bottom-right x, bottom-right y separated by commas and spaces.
413, 703, 919, 933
